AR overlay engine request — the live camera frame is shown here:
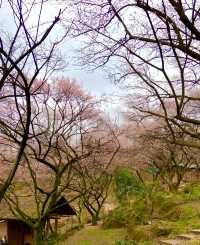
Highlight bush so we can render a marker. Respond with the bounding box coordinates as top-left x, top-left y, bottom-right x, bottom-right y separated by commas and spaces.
126, 224, 154, 241
151, 220, 189, 237
179, 206, 199, 219
151, 223, 173, 237
45, 233, 60, 245
114, 240, 137, 245
157, 194, 184, 221
128, 191, 167, 224
103, 200, 151, 229
182, 183, 200, 201
103, 206, 129, 228
158, 193, 200, 221
131, 200, 151, 225
114, 167, 142, 203
138, 242, 154, 245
